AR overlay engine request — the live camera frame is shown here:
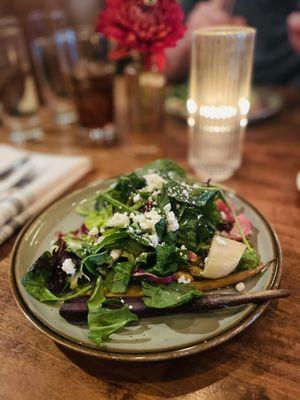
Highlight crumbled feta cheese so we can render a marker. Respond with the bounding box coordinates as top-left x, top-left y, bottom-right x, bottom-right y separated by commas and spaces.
163, 203, 172, 214
133, 193, 141, 203
166, 211, 179, 232
235, 282, 245, 292
144, 173, 166, 191
148, 234, 159, 247
178, 275, 191, 284
110, 249, 121, 260
88, 226, 99, 236
61, 258, 76, 276
107, 212, 130, 228
215, 236, 227, 245
181, 244, 187, 250
132, 209, 161, 233
128, 305, 133, 310
220, 211, 227, 220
